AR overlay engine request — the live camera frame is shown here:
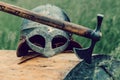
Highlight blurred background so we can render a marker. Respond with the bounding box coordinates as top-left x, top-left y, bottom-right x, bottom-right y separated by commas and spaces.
0, 0, 120, 57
